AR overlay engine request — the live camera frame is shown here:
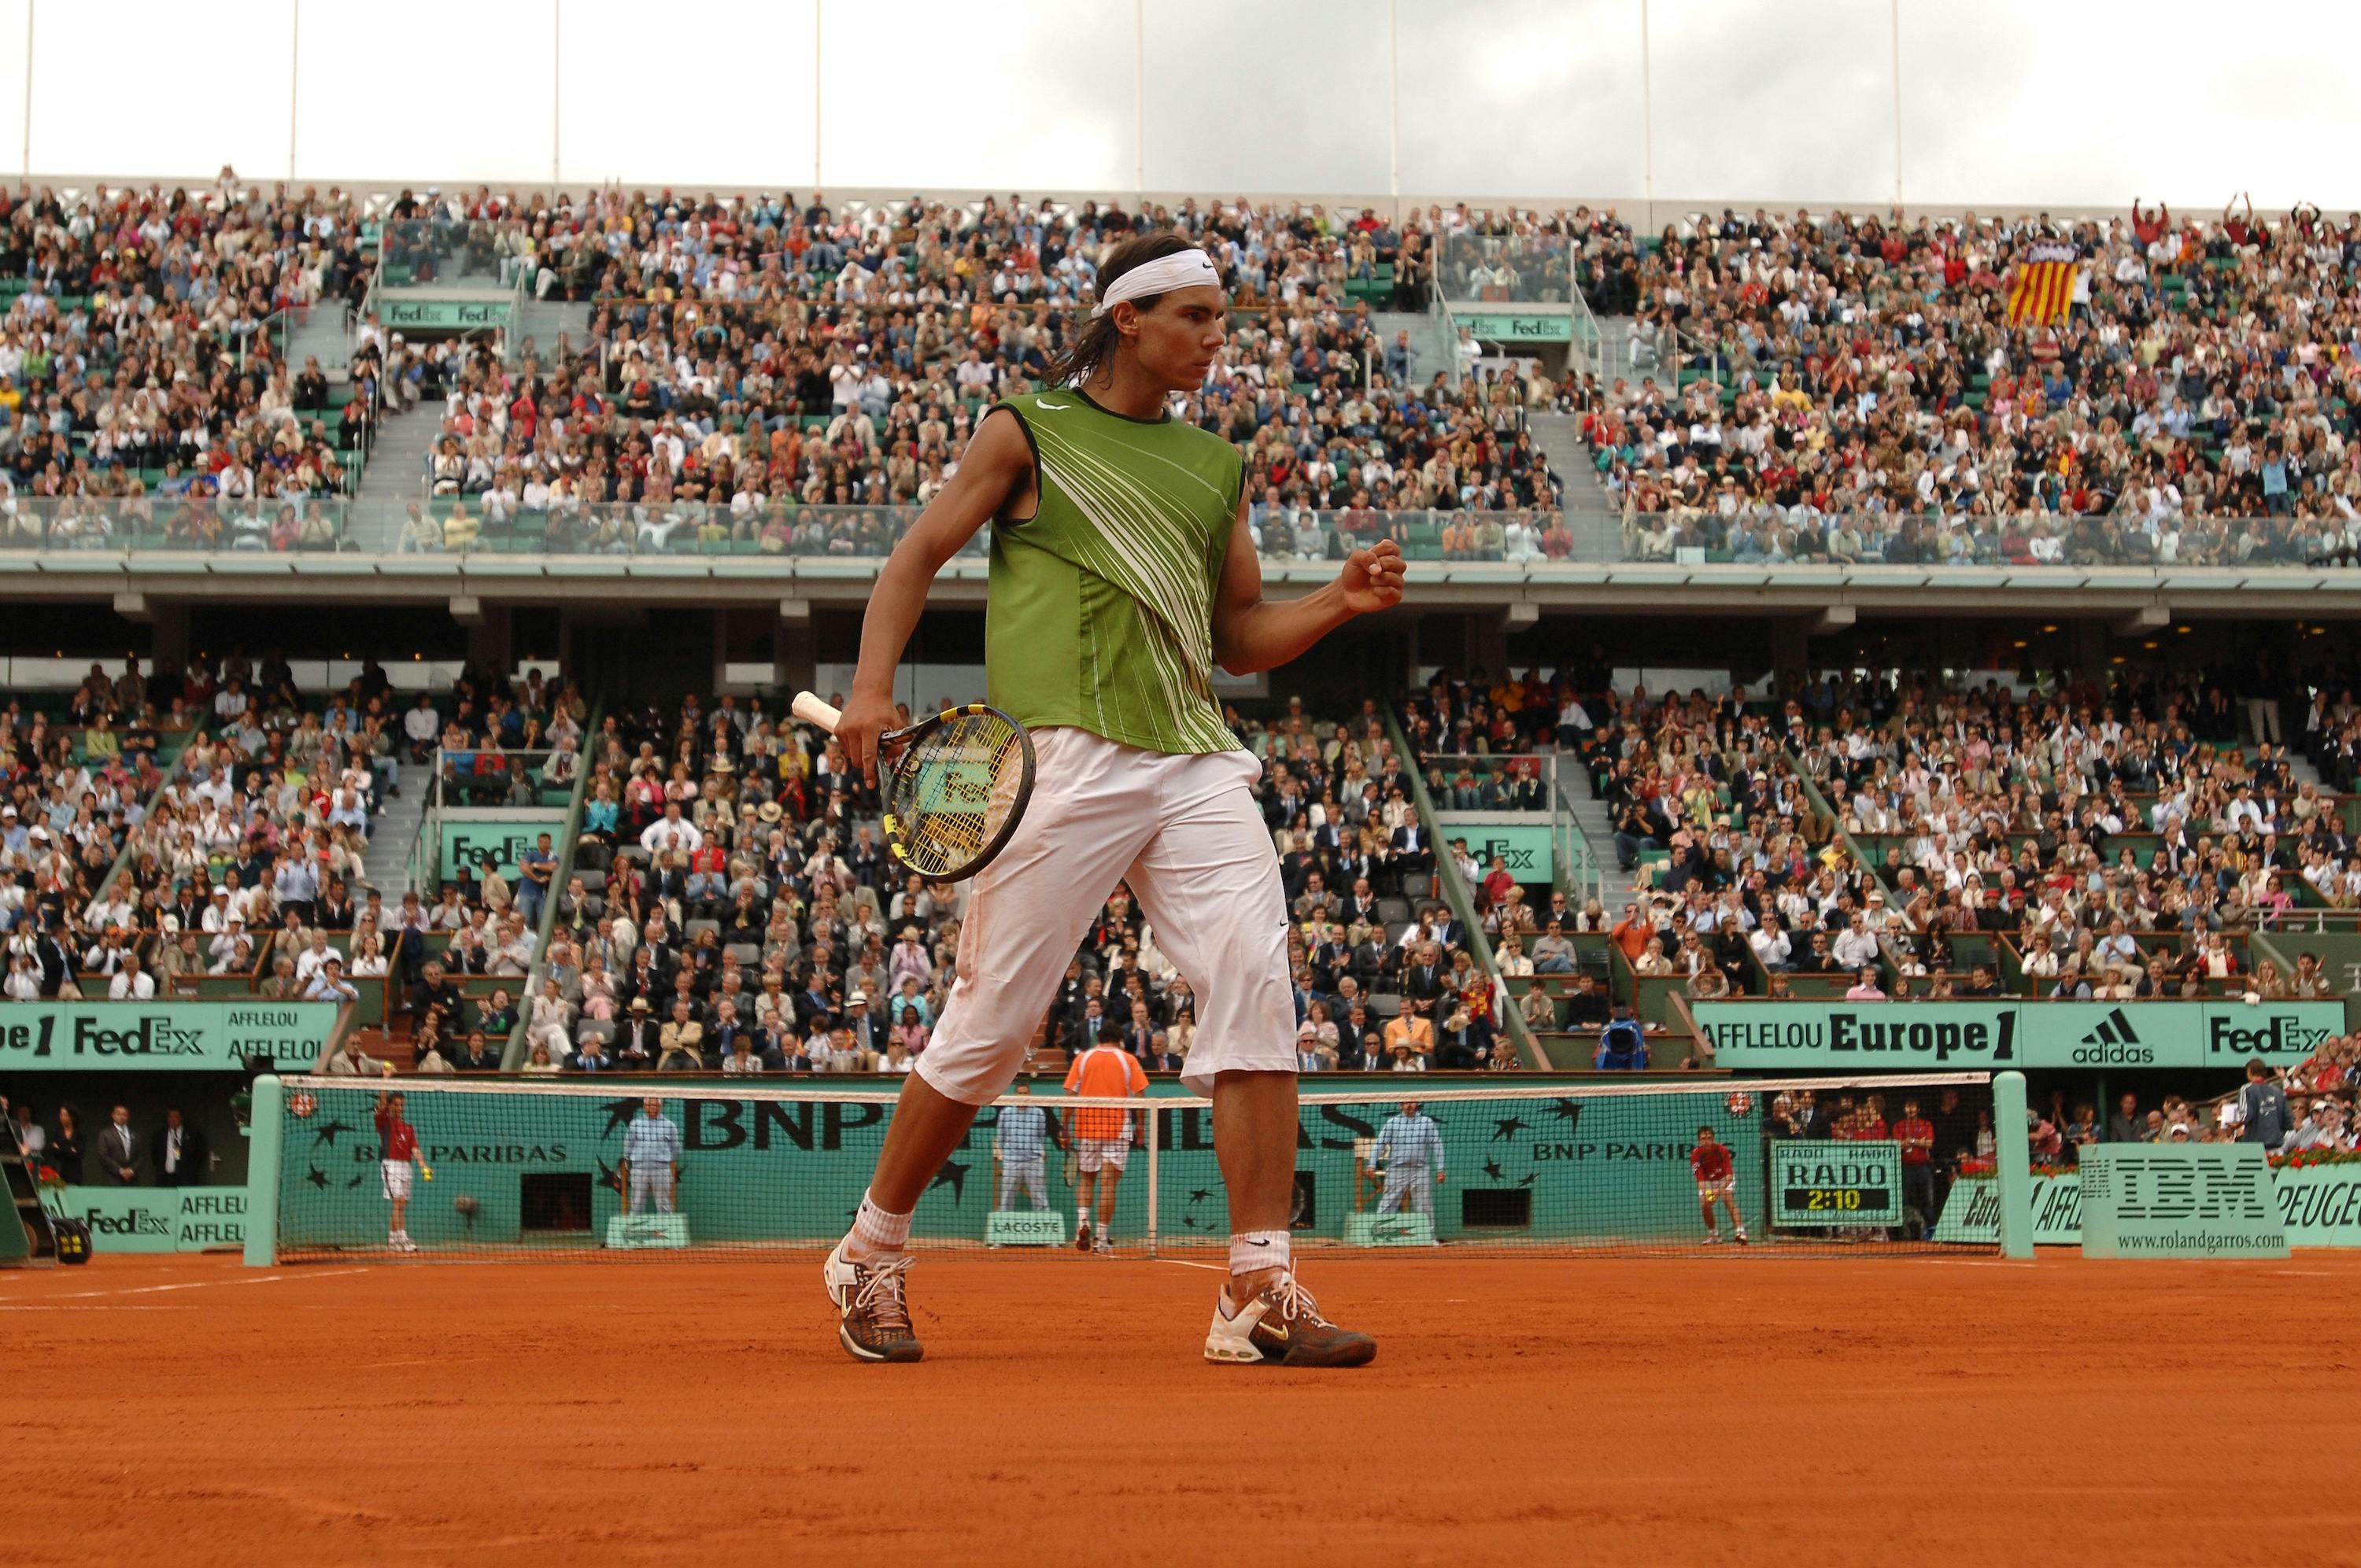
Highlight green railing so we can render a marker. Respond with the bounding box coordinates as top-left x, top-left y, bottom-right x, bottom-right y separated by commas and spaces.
504, 708, 600, 1070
